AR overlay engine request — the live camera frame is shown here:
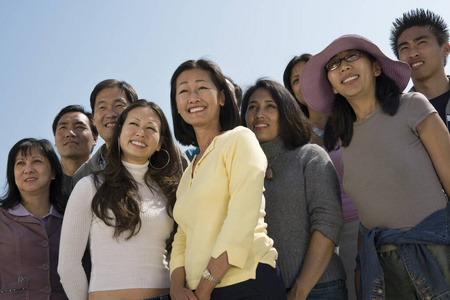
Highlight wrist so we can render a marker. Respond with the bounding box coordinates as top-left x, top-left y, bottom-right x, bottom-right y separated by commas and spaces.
202, 268, 221, 285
